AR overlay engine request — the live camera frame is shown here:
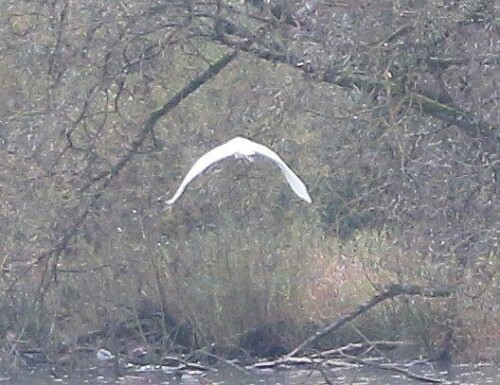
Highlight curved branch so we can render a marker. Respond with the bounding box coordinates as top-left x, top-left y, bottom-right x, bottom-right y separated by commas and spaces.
287, 284, 453, 358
